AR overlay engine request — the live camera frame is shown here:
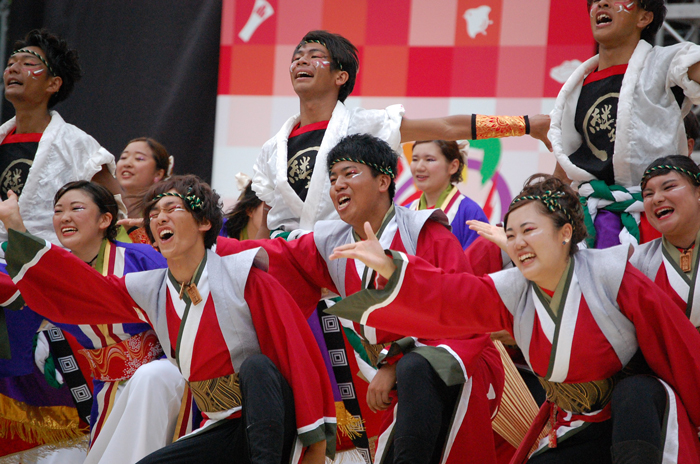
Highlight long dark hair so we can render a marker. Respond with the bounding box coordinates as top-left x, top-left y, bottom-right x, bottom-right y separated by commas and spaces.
224, 181, 262, 240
